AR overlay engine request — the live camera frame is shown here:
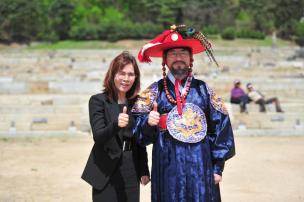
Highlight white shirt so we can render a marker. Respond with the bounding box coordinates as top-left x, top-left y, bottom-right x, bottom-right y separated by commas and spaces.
248, 90, 263, 102
167, 71, 191, 95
